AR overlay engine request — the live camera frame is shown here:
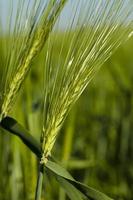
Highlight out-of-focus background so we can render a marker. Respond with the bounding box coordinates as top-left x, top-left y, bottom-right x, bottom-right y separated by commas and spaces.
0, 1, 133, 200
